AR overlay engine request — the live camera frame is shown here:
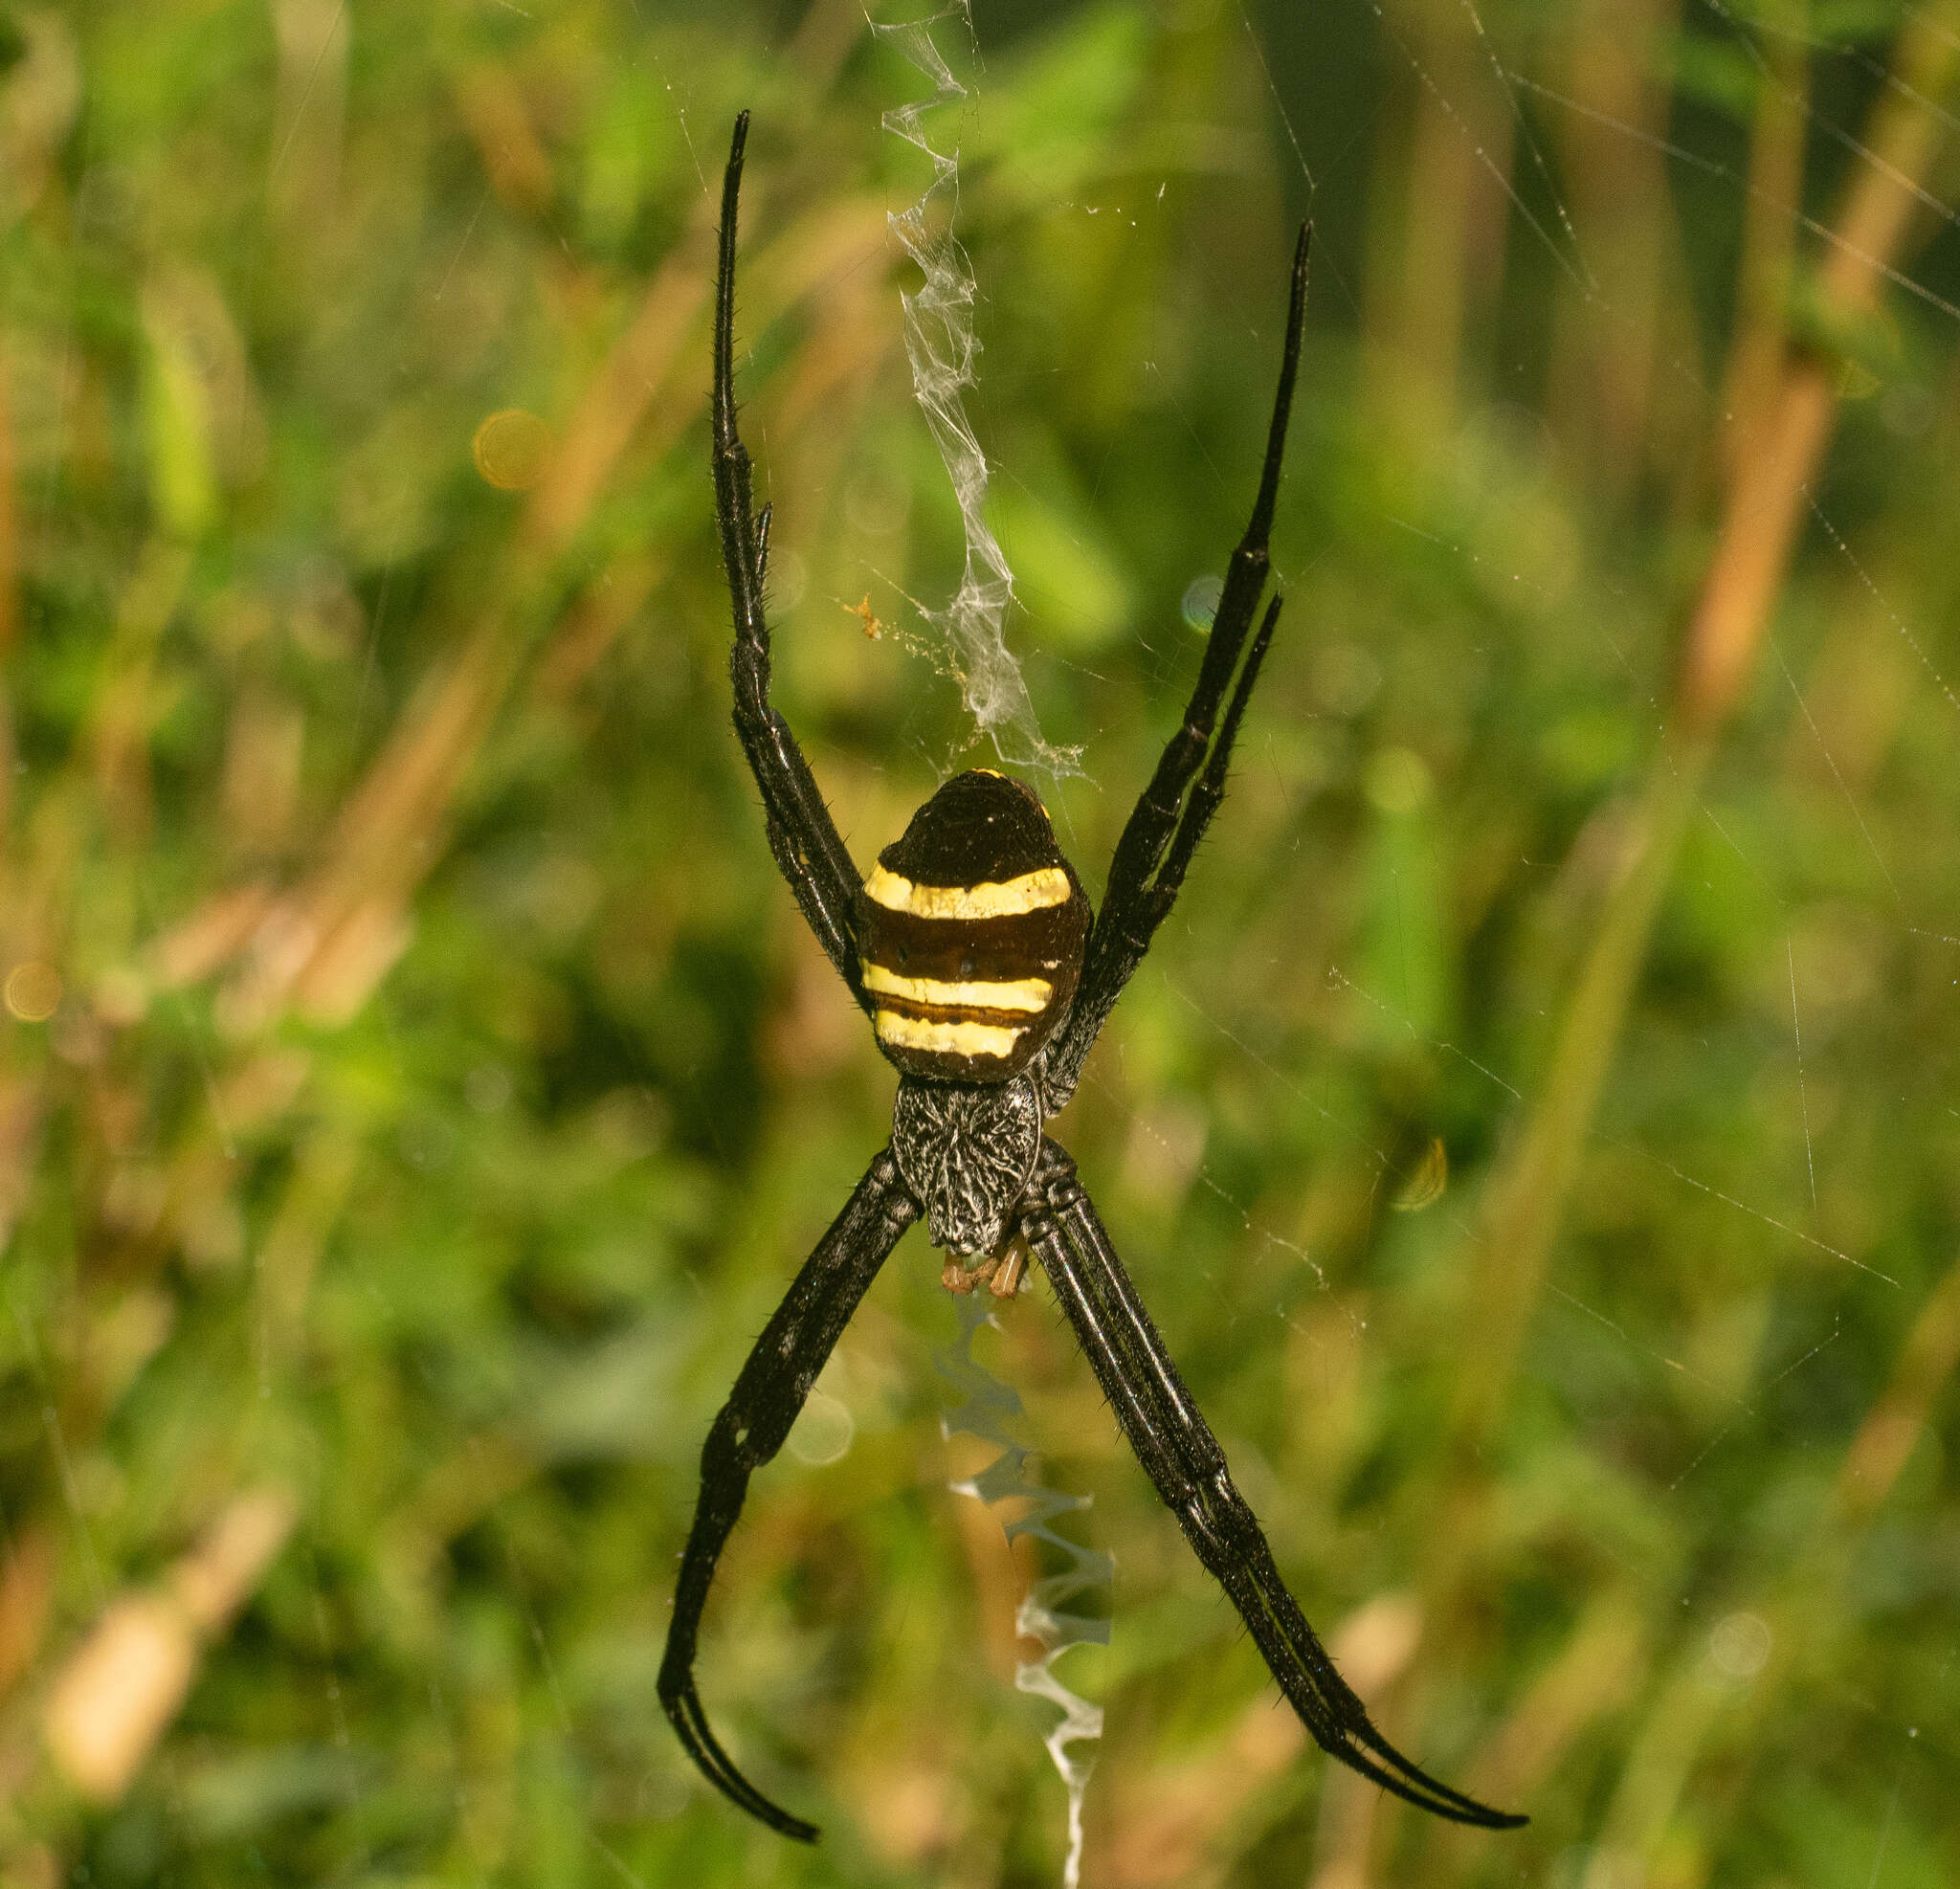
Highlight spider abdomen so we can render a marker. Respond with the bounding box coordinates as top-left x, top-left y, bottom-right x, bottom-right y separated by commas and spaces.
857, 770, 1089, 1083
